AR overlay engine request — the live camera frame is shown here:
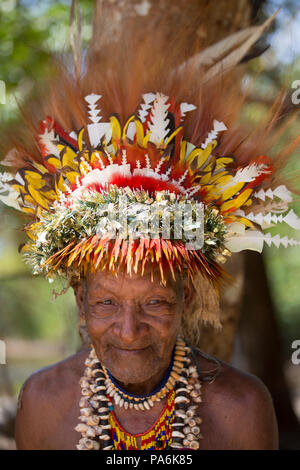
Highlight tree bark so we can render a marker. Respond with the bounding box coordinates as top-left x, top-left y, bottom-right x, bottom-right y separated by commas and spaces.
234, 251, 300, 449
90, 0, 252, 59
